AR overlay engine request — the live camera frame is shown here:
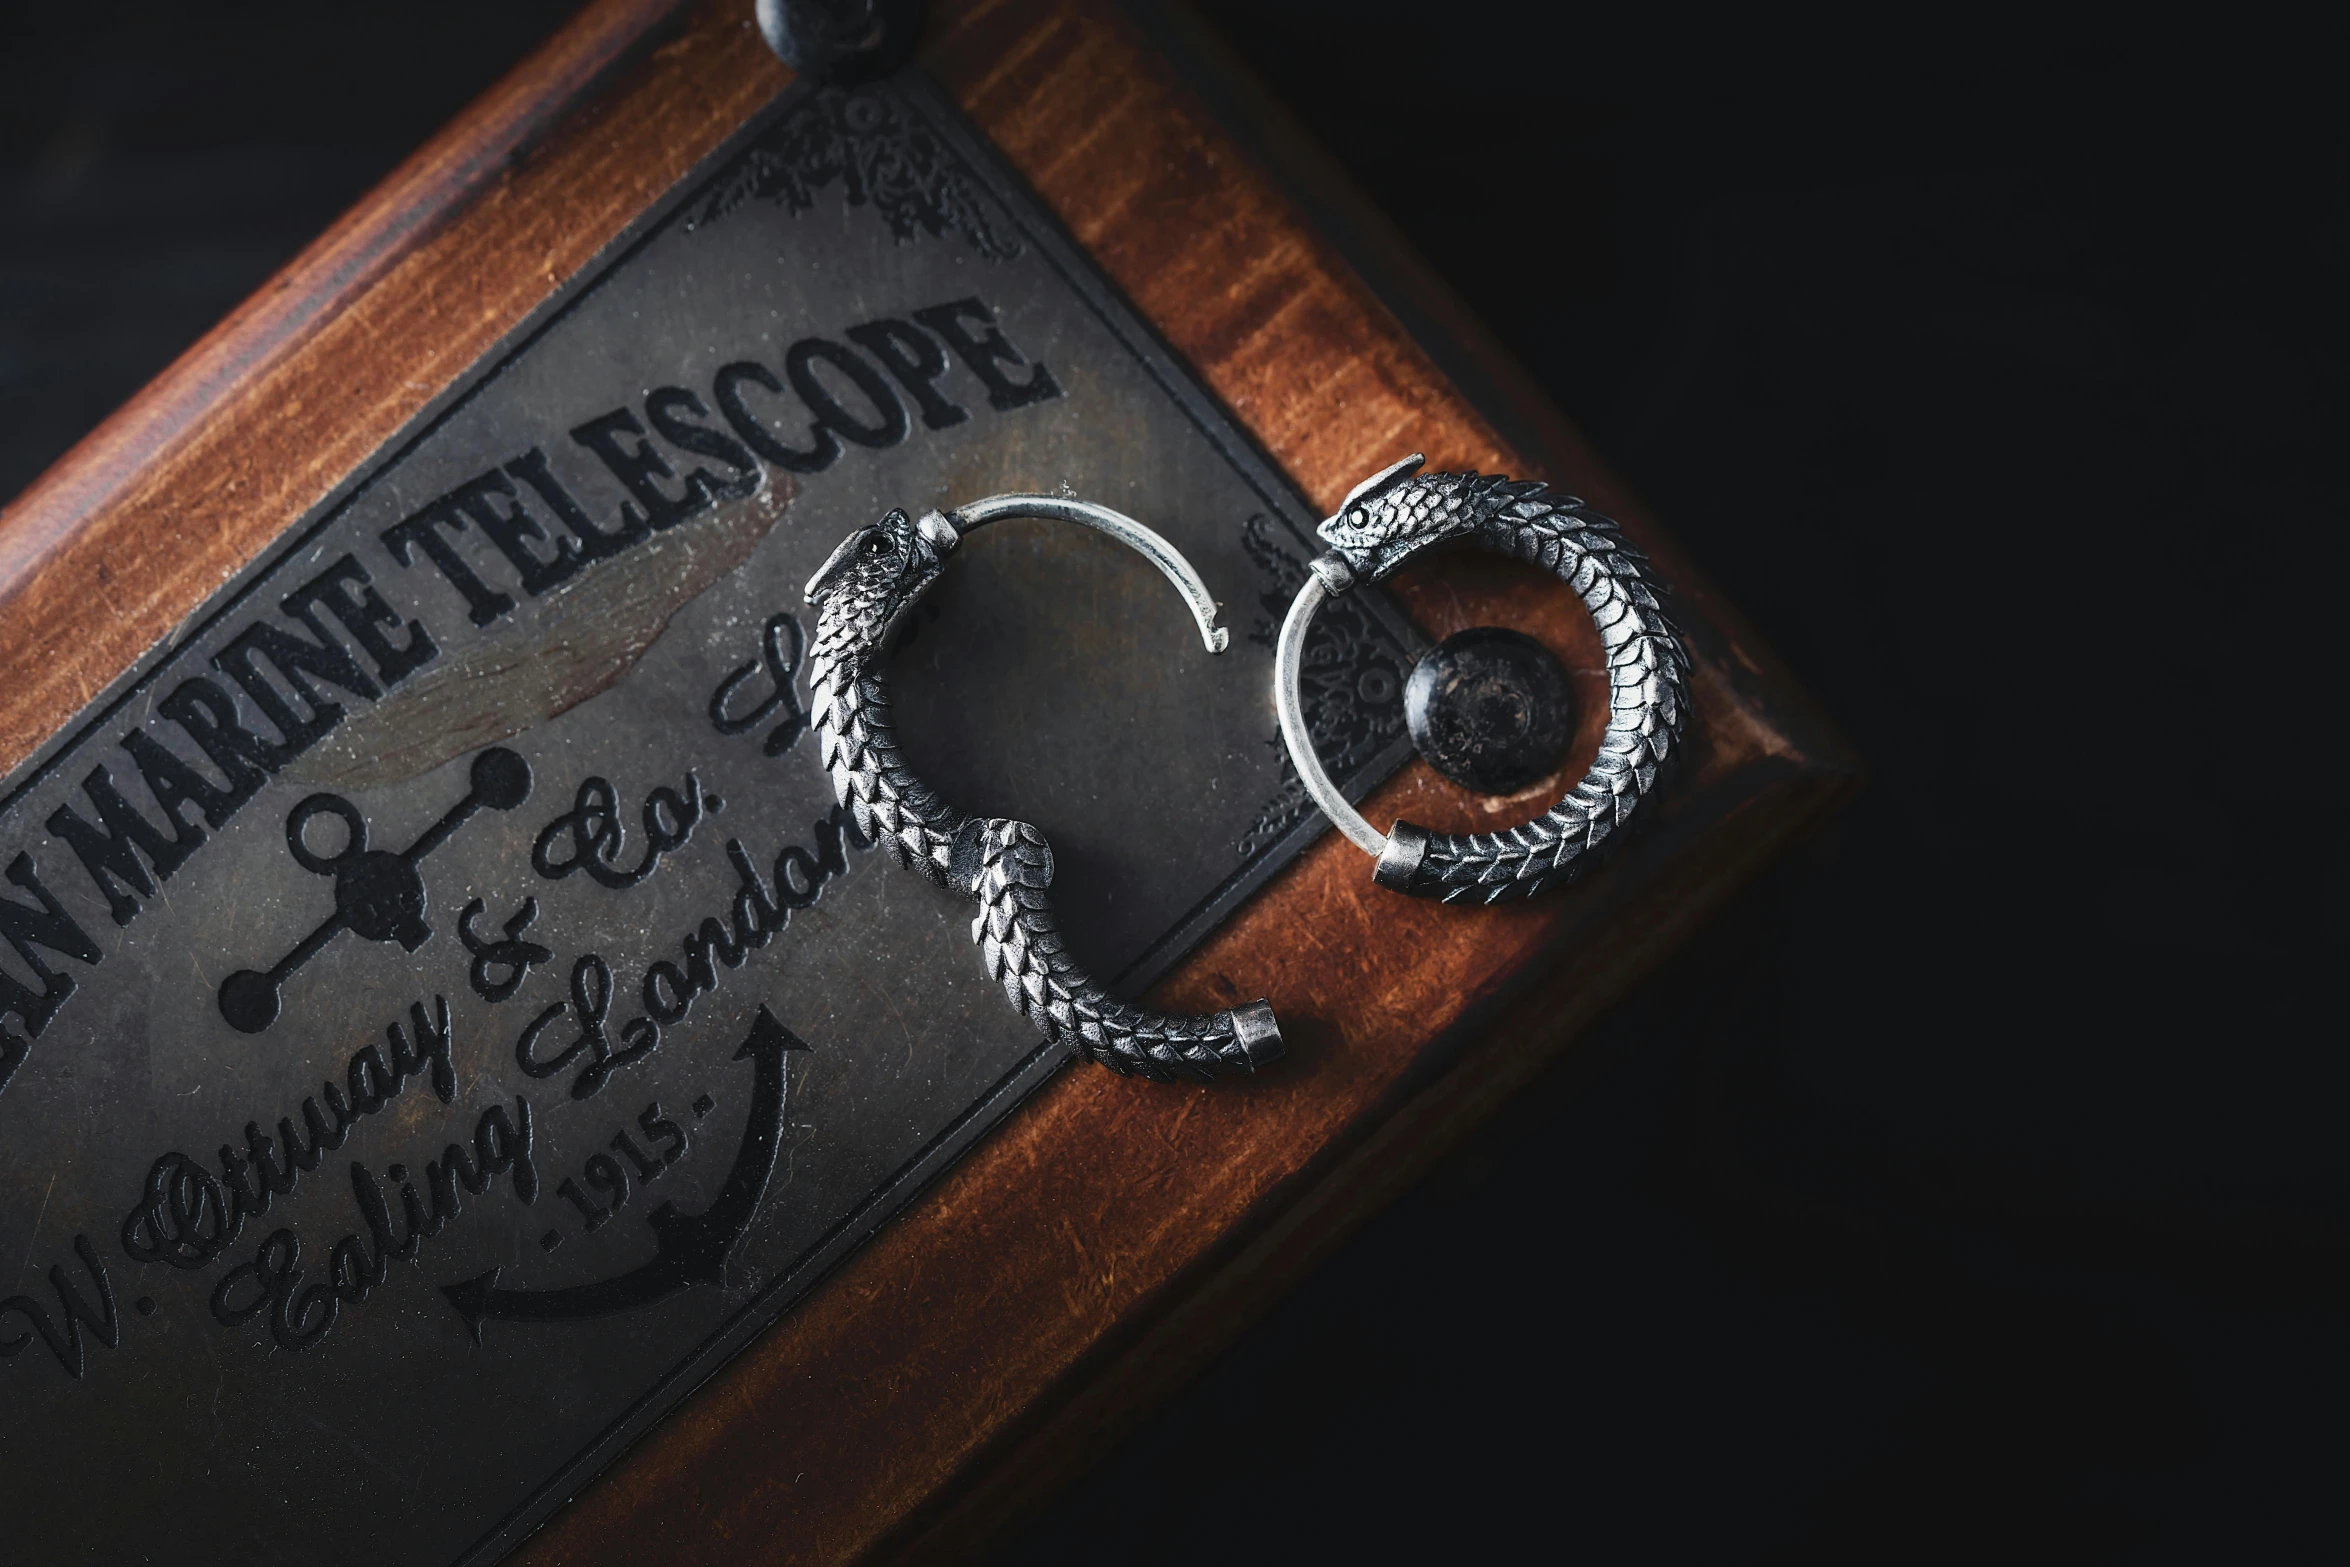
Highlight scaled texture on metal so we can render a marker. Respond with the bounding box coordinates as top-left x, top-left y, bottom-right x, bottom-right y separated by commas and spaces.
0, 78, 1411, 1566
1276, 457, 1688, 903
806, 495, 1281, 1081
